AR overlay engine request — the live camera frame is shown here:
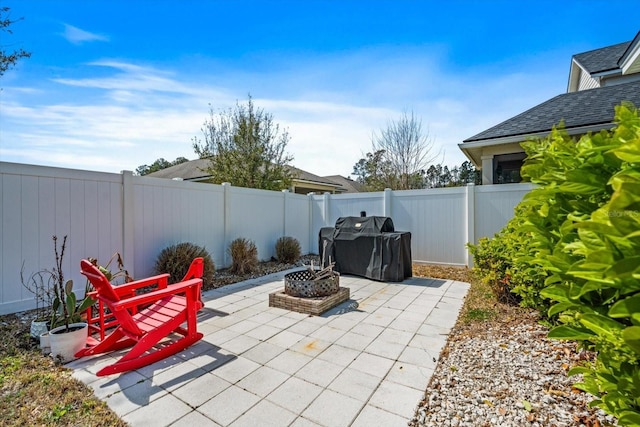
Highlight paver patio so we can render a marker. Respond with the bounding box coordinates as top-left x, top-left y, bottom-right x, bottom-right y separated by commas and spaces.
67, 269, 470, 427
